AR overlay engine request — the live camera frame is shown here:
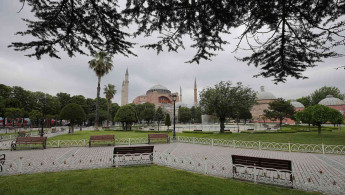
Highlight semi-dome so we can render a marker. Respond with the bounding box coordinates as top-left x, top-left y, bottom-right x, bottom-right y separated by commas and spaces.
256, 86, 276, 100
147, 84, 171, 94
319, 95, 345, 106
290, 100, 304, 108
